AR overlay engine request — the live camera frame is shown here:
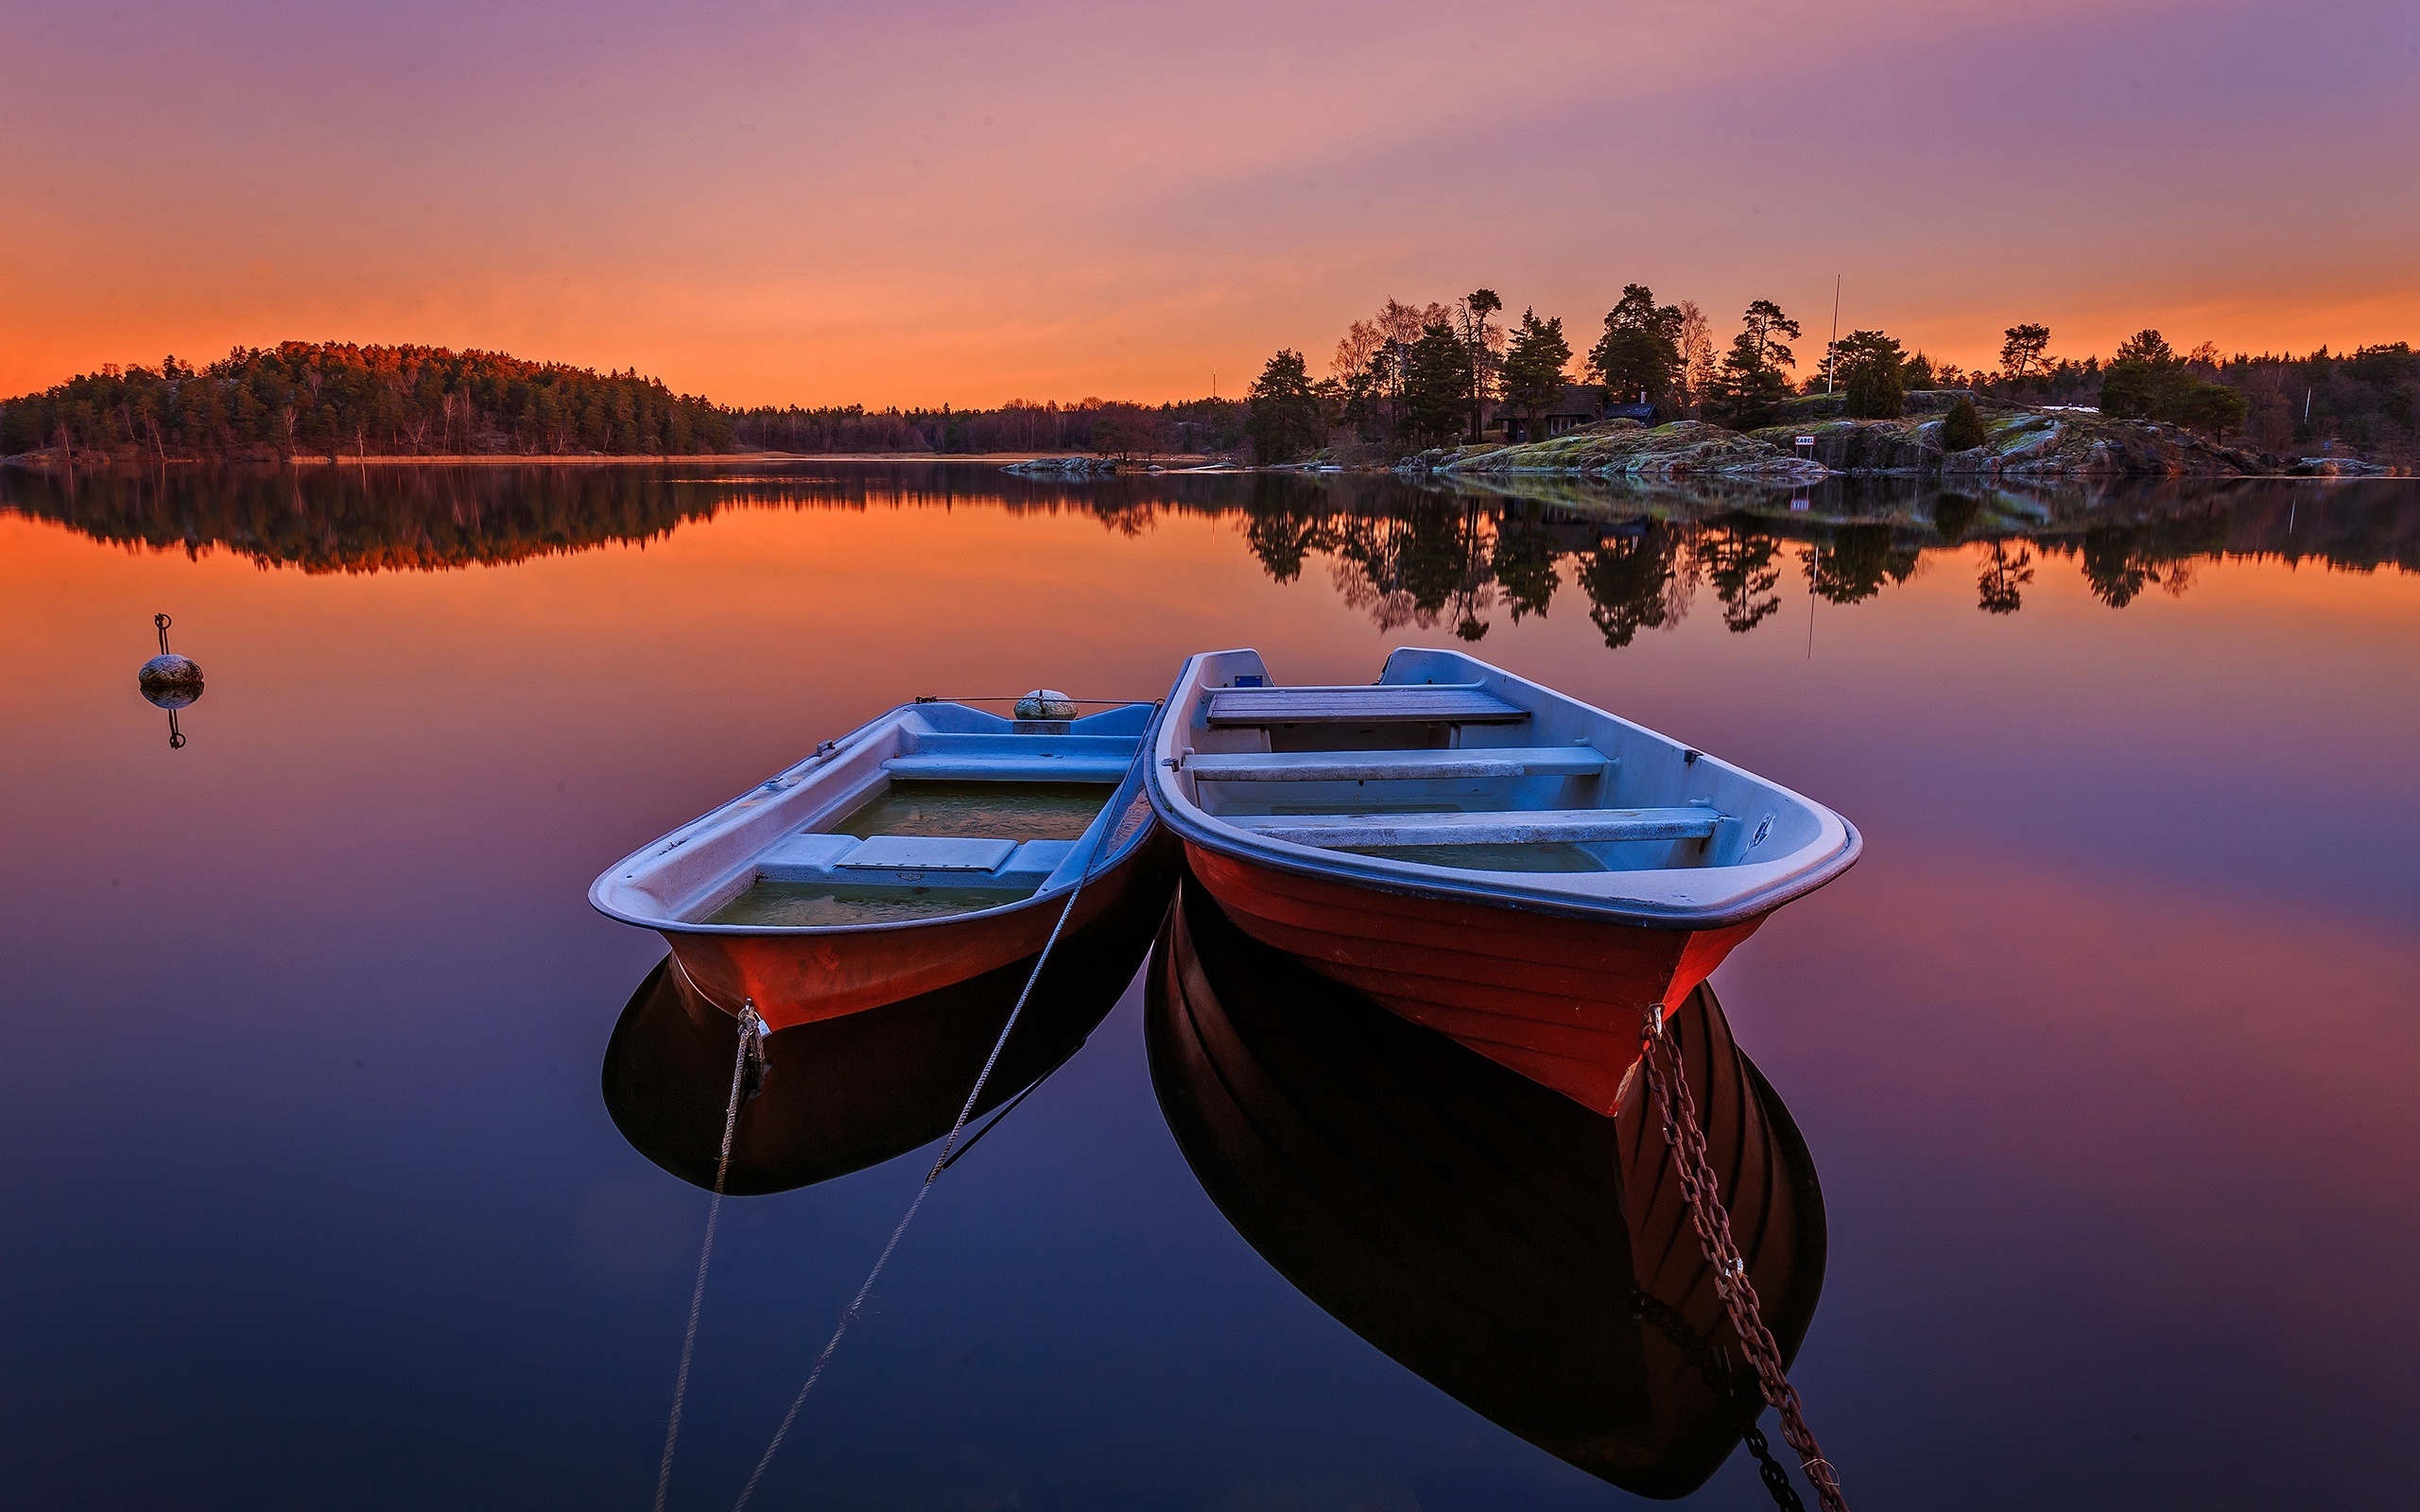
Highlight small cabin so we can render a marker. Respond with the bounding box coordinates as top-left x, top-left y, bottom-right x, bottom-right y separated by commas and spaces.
1498, 385, 1656, 443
